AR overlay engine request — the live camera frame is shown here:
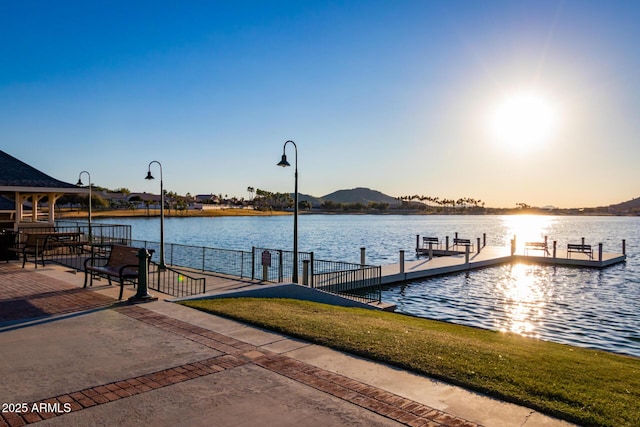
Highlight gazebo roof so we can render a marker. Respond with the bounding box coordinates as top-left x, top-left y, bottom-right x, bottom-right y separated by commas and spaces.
0, 150, 83, 193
